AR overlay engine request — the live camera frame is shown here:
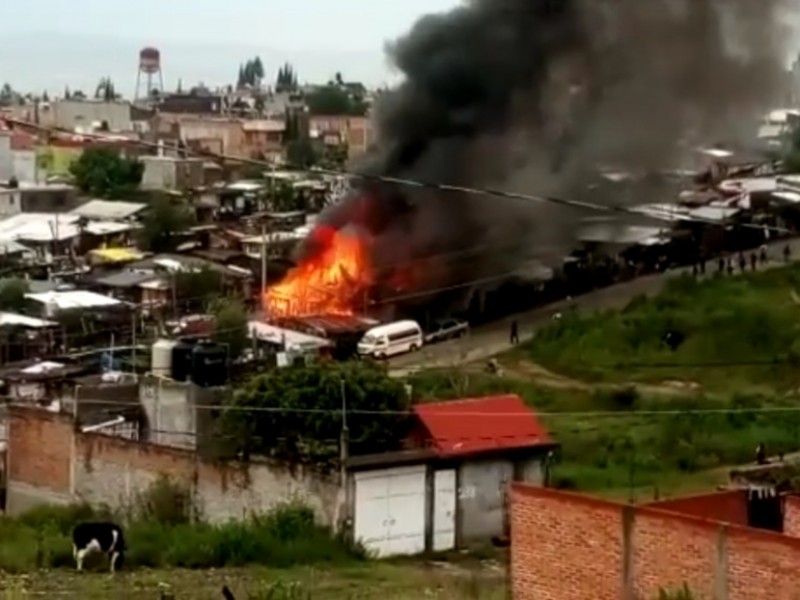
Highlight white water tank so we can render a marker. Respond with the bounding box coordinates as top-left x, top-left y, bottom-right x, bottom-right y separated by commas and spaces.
151, 339, 177, 377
